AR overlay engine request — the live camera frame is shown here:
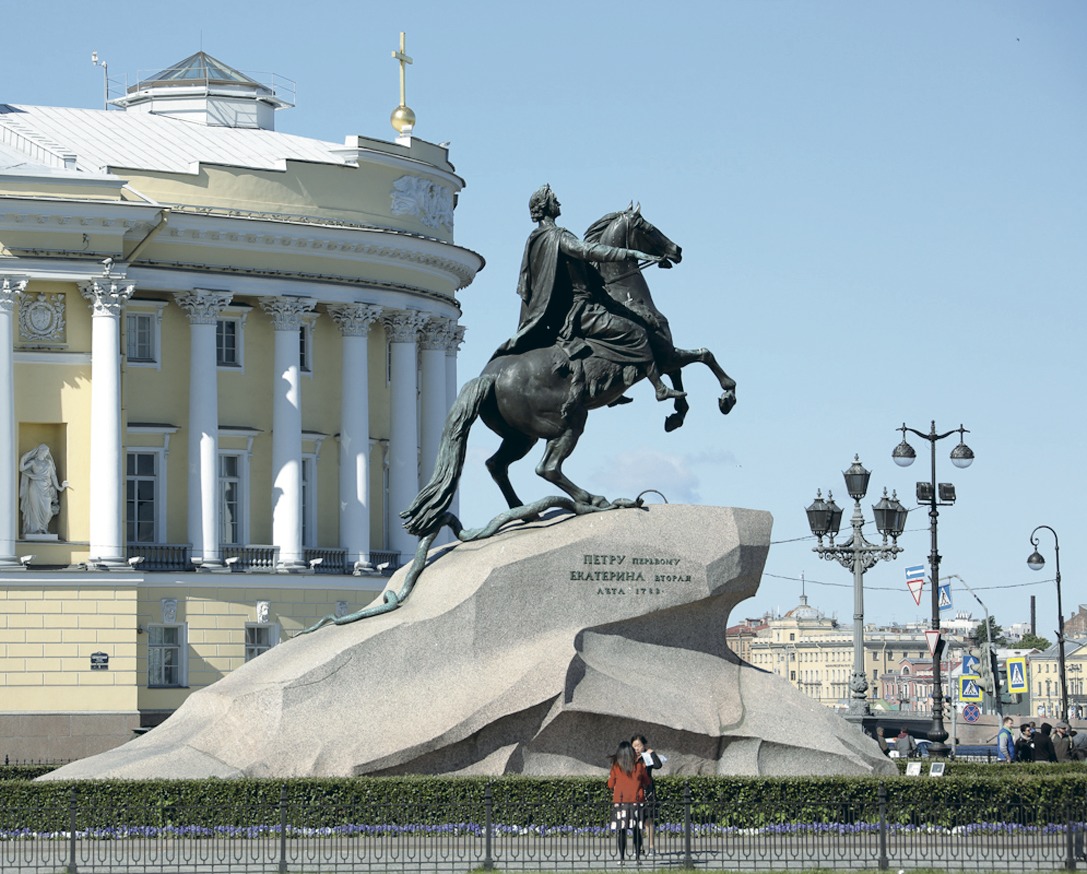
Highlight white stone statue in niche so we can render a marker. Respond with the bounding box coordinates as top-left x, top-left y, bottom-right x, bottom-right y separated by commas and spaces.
19, 444, 69, 536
